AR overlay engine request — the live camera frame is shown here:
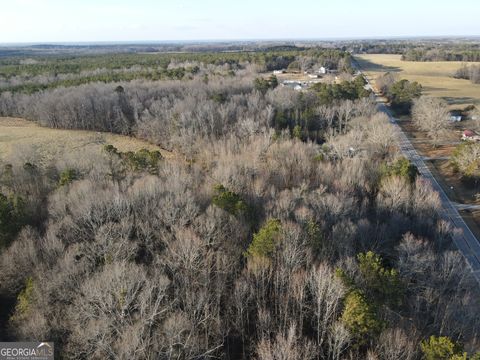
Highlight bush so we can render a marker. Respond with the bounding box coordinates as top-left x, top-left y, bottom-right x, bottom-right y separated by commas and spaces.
103, 144, 120, 155
58, 168, 78, 186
